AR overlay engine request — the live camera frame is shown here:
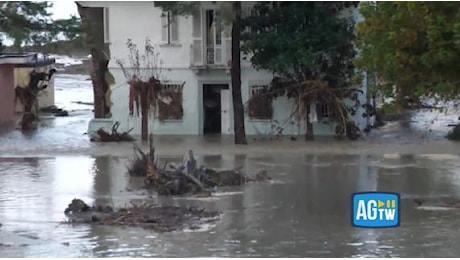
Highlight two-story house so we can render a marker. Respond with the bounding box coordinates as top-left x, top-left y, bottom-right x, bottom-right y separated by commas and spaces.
78, 1, 371, 137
